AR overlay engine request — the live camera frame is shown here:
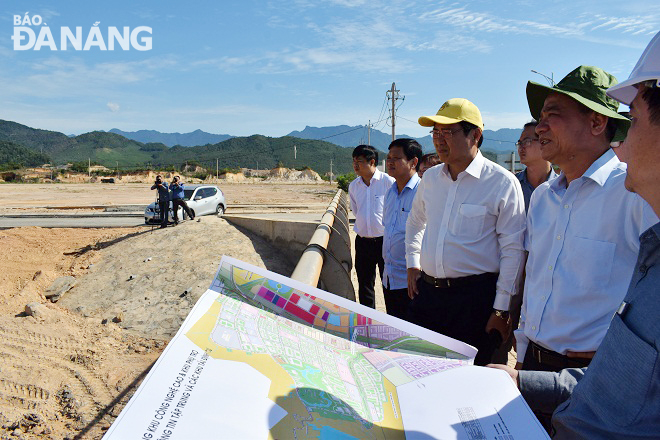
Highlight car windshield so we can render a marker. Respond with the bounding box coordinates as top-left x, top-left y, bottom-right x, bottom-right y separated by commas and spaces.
183, 189, 194, 201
